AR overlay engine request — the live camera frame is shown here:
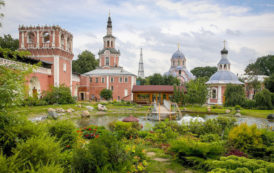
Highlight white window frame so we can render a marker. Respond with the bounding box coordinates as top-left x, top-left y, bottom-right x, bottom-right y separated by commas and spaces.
111, 77, 114, 83
63, 63, 66, 72
124, 77, 128, 83
119, 77, 123, 83
102, 77, 105, 83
